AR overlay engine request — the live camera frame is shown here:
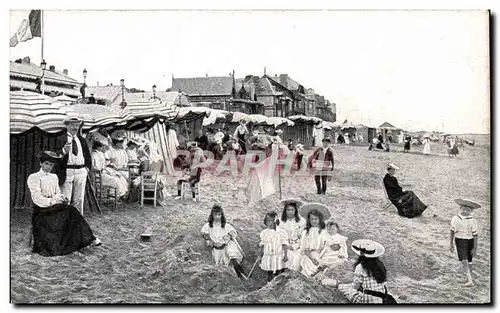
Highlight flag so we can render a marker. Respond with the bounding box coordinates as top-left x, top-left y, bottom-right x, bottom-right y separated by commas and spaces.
10, 10, 42, 47
246, 157, 277, 204
343, 119, 348, 124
